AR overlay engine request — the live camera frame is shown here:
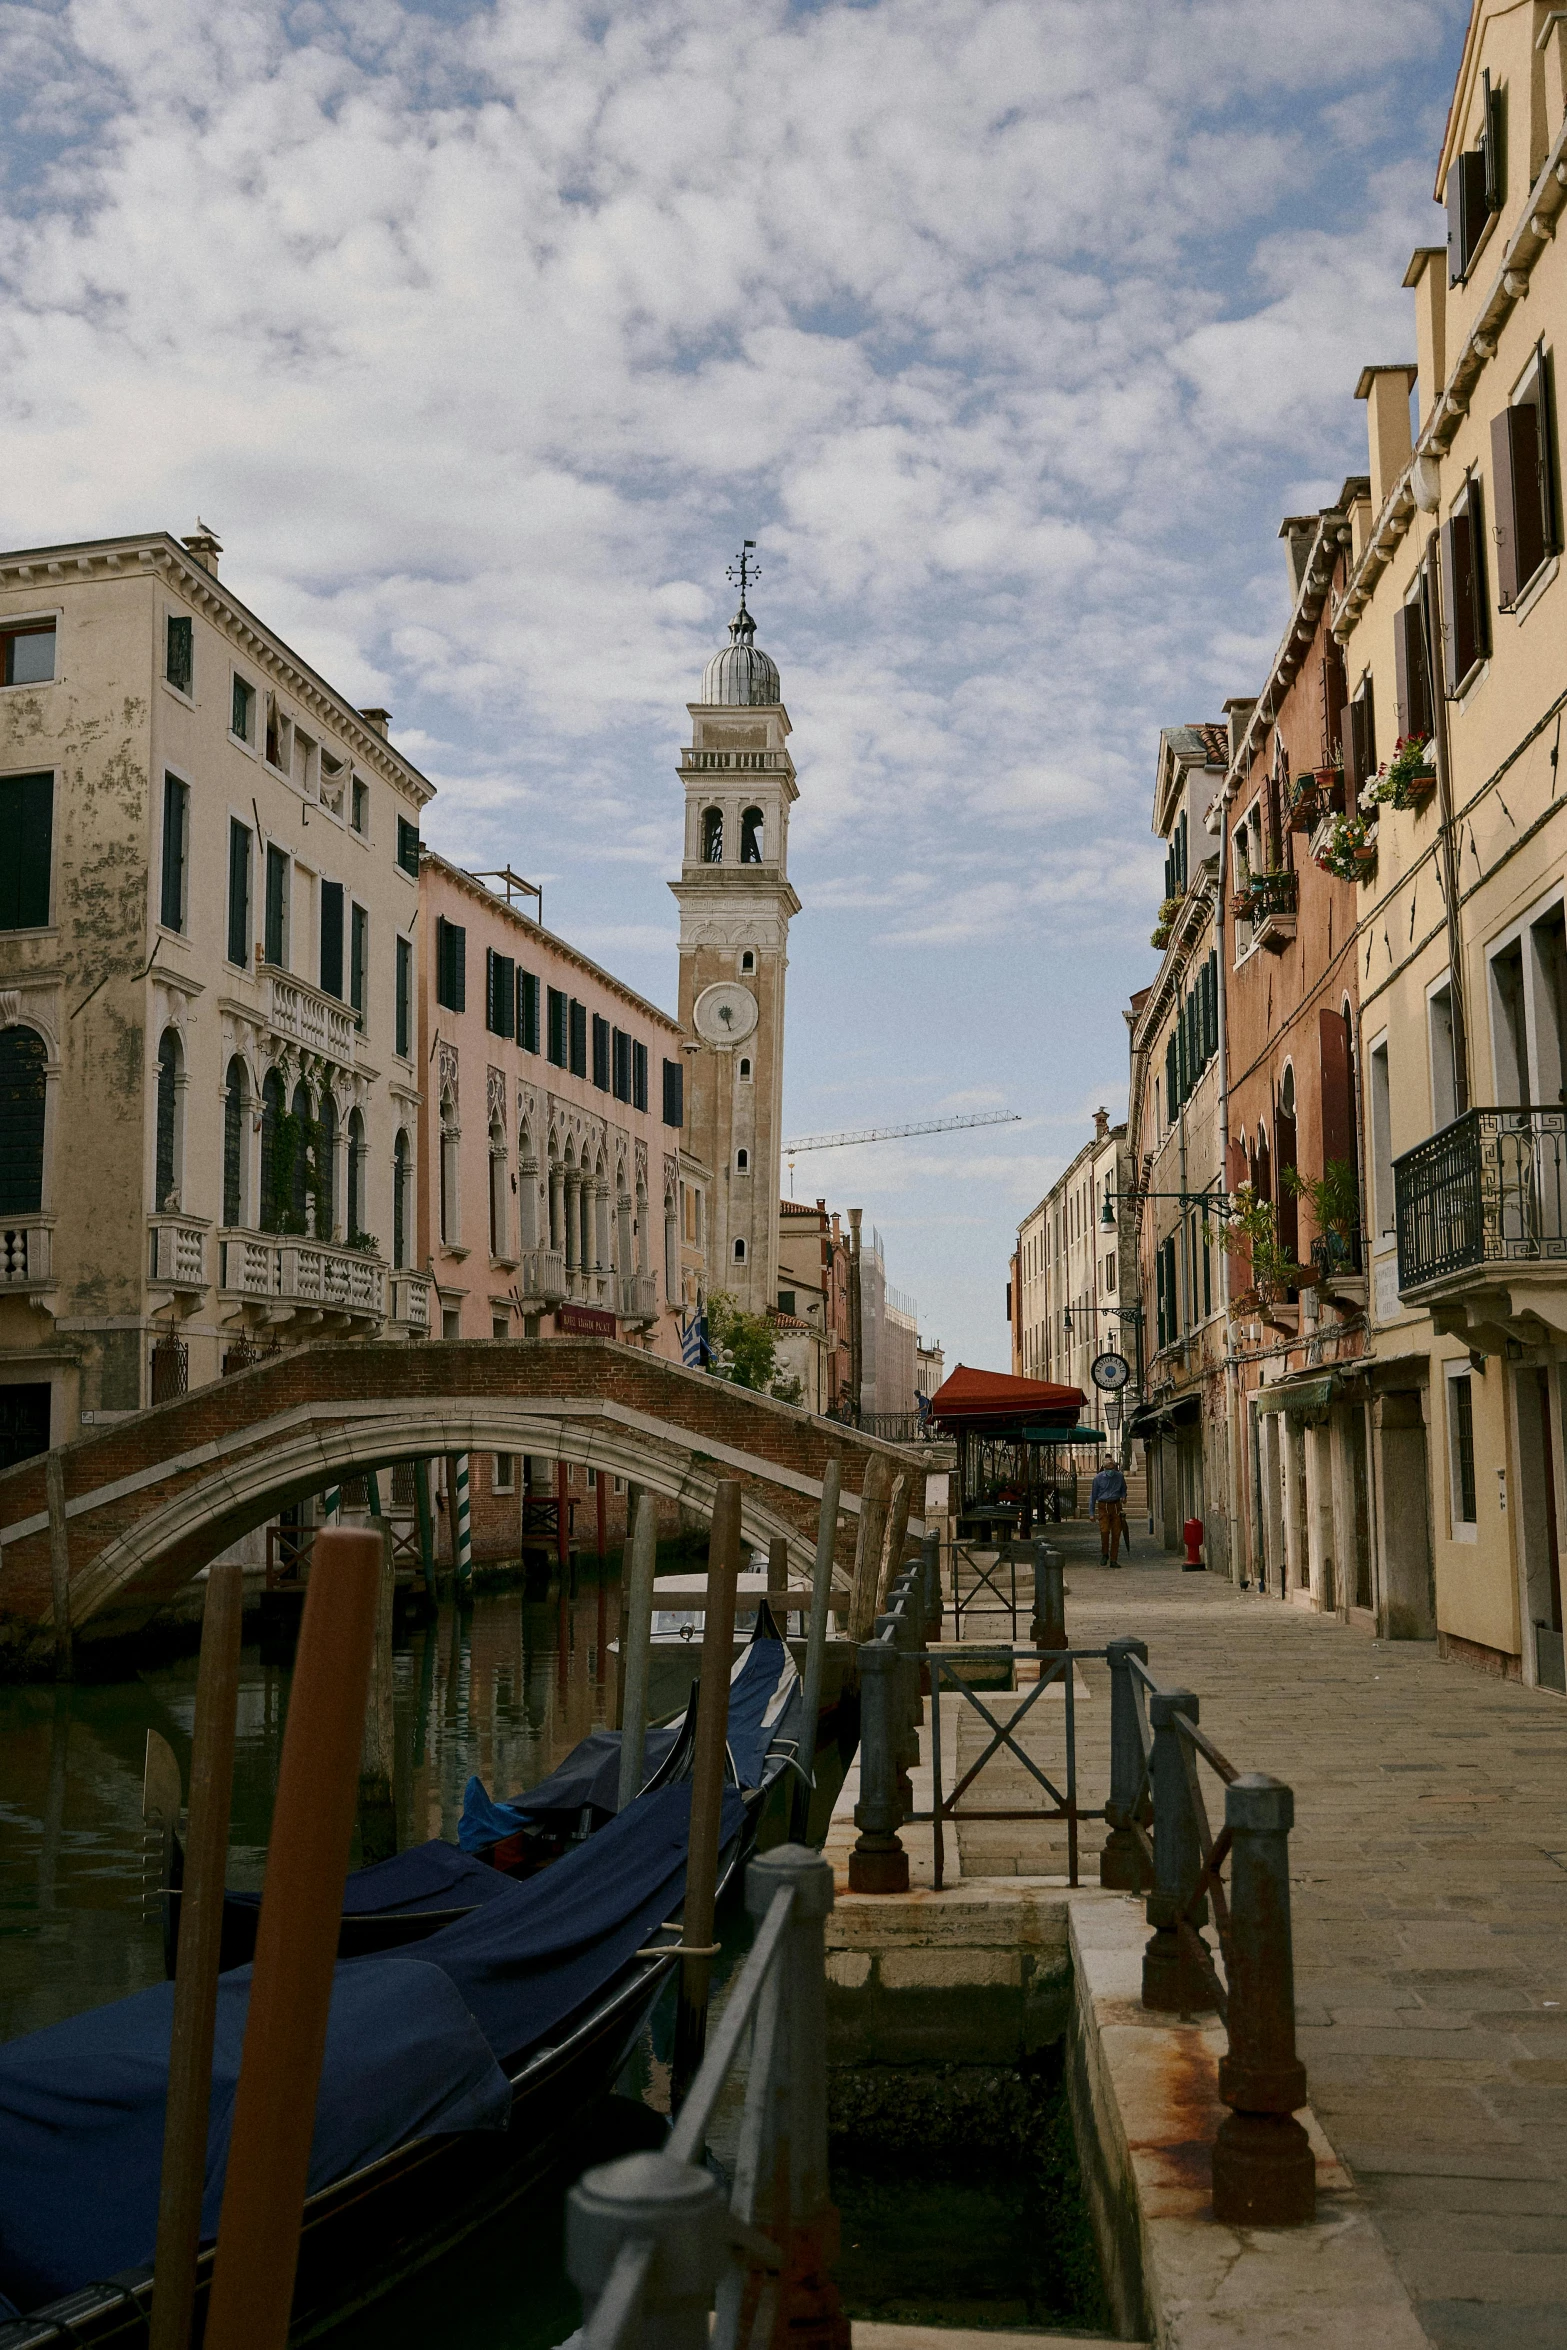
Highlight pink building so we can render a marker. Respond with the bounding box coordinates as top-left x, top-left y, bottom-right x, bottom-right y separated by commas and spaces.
417, 851, 687, 1357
